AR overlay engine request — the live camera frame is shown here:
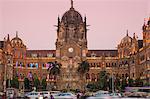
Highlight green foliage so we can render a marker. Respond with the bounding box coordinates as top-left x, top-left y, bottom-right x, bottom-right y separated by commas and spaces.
41, 78, 47, 90
34, 78, 40, 90
97, 70, 109, 90
144, 82, 150, 86
86, 83, 97, 92
134, 78, 143, 87
47, 61, 61, 76
24, 78, 30, 89
10, 77, 19, 89
77, 61, 90, 74
33, 73, 38, 79
128, 78, 134, 87
6, 79, 9, 88
86, 71, 110, 91
121, 79, 127, 90
115, 77, 121, 91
